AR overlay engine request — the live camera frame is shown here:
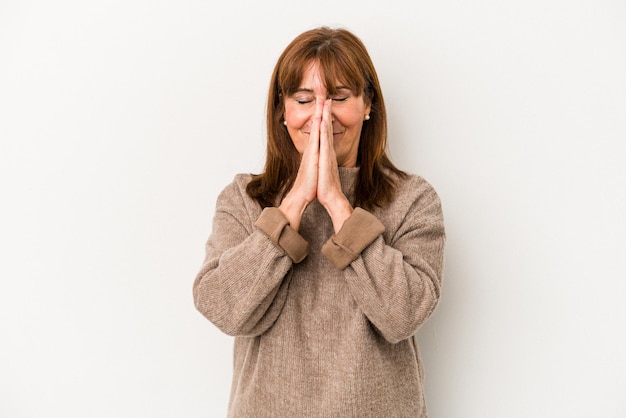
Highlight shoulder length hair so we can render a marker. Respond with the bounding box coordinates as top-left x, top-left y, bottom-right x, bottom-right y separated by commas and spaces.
246, 26, 405, 210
